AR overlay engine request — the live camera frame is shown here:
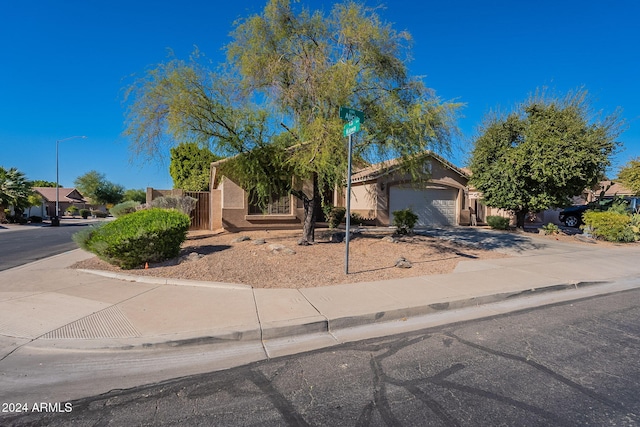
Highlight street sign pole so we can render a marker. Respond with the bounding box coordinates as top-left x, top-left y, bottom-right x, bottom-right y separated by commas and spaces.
345, 131, 353, 274
339, 106, 363, 275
